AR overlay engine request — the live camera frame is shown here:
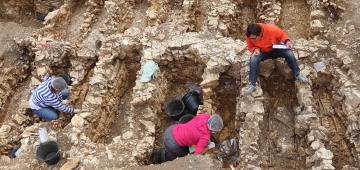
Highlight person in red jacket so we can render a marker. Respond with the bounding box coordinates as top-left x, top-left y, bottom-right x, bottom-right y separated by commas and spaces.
245, 23, 308, 95
154, 113, 223, 164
